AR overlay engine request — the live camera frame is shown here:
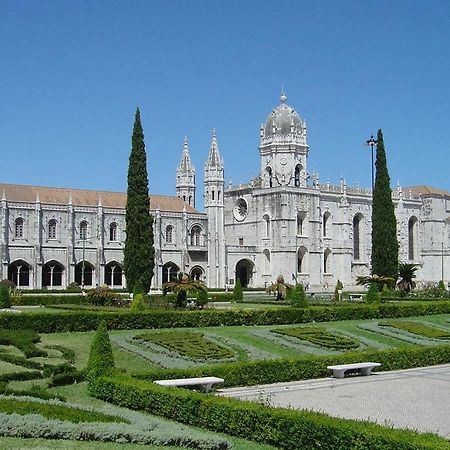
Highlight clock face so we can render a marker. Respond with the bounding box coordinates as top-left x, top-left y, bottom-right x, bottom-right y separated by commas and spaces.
234, 198, 248, 222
